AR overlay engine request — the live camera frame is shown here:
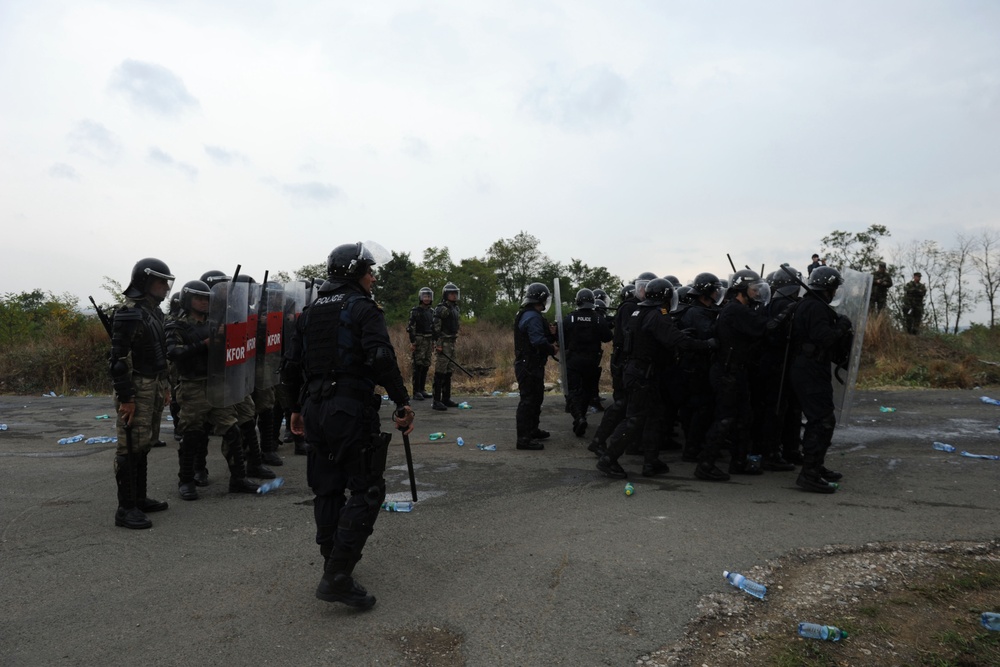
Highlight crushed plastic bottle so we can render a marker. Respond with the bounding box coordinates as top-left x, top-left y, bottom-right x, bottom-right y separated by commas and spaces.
879, 406, 896, 413
457, 401, 471, 409
960, 451, 1000, 461
932, 441, 956, 452
491, 391, 503, 396
166, 415, 173, 421
84, 436, 117, 444
428, 432, 445, 441
57, 434, 85, 445
43, 391, 57, 397
94, 414, 110, 420
982, 612, 1000, 631
382, 500, 413, 512
0, 424, 8, 431
456, 437, 465, 447
980, 396, 1000, 406
723, 570, 766, 599
257, 477, 285, 494
797, 622, 847, 641
624, 482, 635, 496
477, 444, 497, 451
